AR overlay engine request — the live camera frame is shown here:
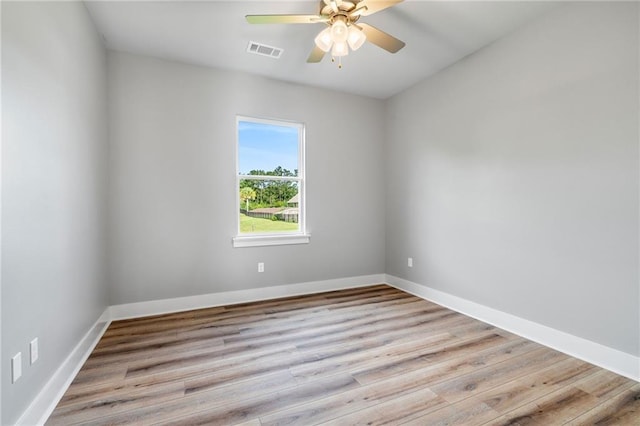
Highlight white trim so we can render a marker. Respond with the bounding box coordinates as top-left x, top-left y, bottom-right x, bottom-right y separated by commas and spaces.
109, 274, 385, 320
16, 310, 112, 426
239, 175, 301, 182
232, 233, 310, 248
385, 274, 640, 382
